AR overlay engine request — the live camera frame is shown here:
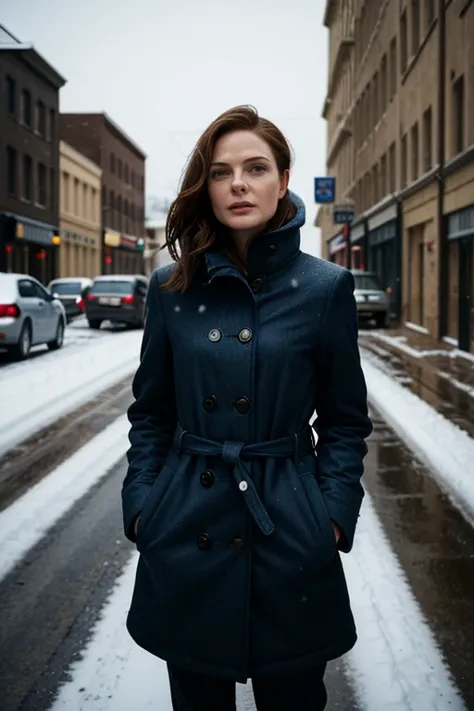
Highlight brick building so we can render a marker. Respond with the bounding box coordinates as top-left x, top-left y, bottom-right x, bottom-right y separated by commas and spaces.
0, 25, 66, 284
318, 0, 474, 353
59, 113, 146, 275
